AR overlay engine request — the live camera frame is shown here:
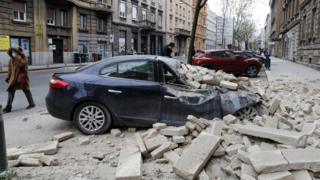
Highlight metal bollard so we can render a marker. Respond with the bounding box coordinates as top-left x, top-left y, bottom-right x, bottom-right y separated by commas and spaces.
0, 106, 8, 173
